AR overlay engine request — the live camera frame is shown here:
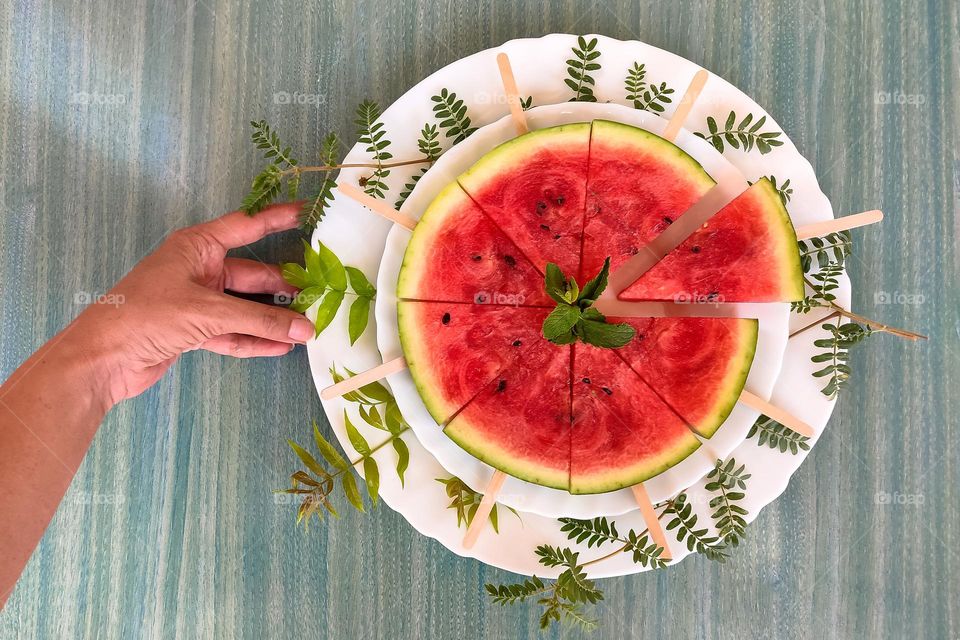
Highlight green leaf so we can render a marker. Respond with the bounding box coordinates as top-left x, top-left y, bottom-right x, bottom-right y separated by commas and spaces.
392, 437, 409, 487
313, 290, 344, 334
580, 320, 635, 348
289, 286, 325, 313
341, 472, 364, 512
313, 421, 349, 470
287, 440, 327, 478
301, 239, 323, 279
347, 296, 371, 345
578, 257, 610, 304
544, 262, 568, 304
343, 411, 371, 455
281, 263, 311, 290
542, 305, 582, 341
317, 241, 347, 291
363, 457, 380, 506
345, 266, 376, 297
